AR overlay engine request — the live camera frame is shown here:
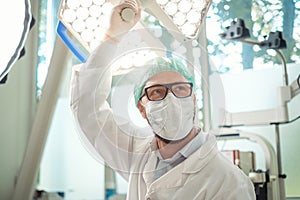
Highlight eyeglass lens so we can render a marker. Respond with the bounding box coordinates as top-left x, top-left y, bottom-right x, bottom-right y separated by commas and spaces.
145, 82, 192, 101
